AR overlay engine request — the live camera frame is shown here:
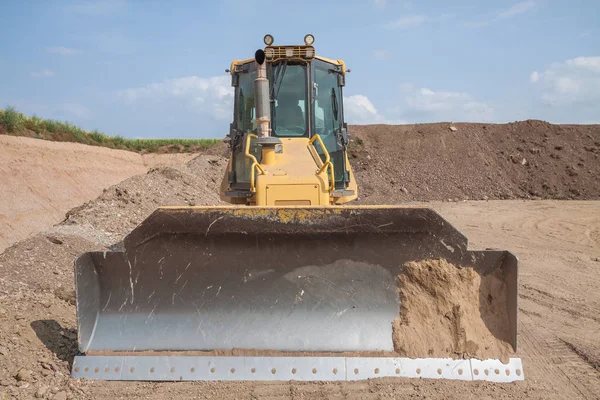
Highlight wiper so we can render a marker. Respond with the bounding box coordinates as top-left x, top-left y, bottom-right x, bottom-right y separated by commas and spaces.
270, 61, 288, 102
